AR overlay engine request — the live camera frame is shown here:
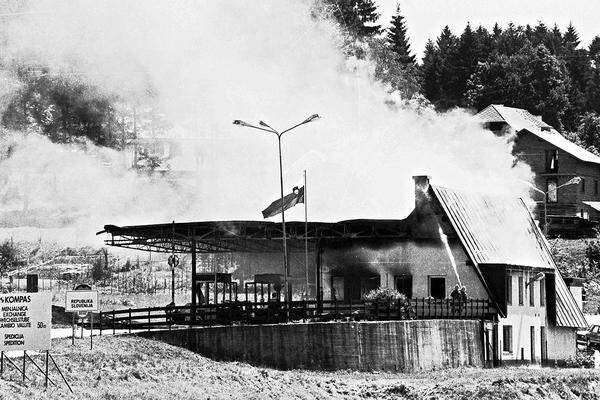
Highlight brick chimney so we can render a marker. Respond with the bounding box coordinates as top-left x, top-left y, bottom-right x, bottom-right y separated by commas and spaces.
413, 175, 431, 211
410, 175, 439, 238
